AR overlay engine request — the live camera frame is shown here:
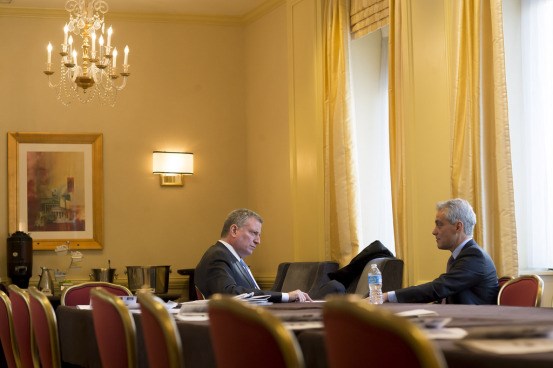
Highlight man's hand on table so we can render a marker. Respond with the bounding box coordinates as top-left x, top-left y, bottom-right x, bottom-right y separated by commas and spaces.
364, 292, 389, 302
289, 290, 313, 302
